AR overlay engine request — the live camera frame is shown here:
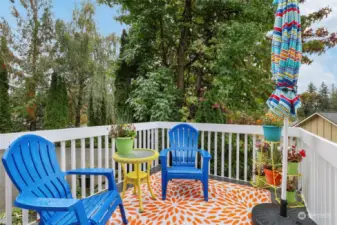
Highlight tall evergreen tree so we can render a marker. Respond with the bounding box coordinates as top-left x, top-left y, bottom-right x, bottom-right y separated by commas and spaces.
114, 29, 138, 122
330, 84, 337, 111
307, 82, 317, 94
318, 82, 330, 111
88, 90, 107, 126
0, 58, 11, 133
44, 72, 69, 129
